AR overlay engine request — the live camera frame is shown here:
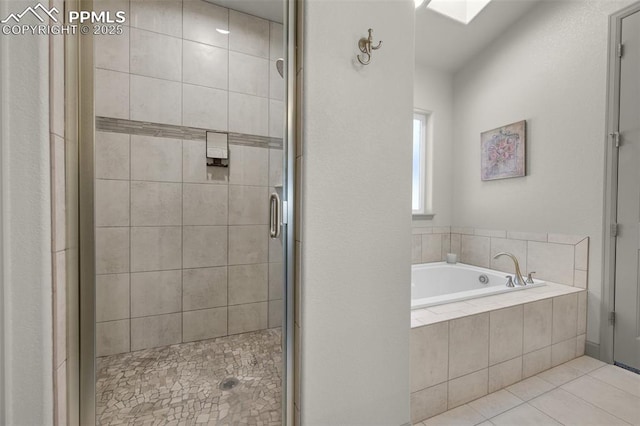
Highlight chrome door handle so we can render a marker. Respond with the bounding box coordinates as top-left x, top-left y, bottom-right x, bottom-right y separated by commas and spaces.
270, 192, 281, 238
